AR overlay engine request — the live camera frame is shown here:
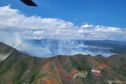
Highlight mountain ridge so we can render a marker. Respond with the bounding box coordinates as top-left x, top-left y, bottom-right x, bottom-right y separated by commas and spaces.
0, 42, 126, 84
